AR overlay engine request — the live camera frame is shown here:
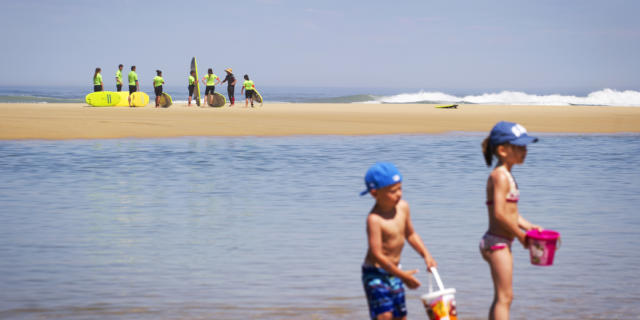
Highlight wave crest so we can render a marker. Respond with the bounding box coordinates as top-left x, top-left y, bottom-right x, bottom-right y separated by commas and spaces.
375, 88, 640, 106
